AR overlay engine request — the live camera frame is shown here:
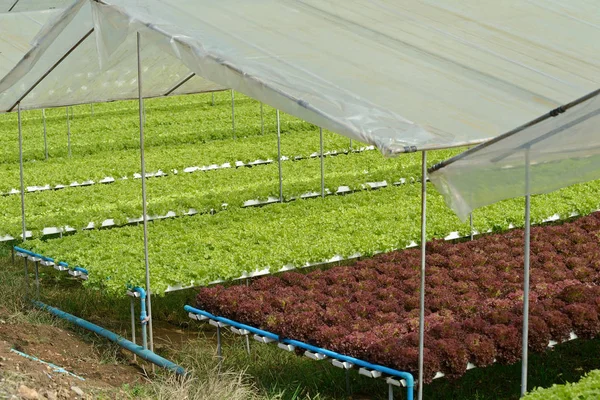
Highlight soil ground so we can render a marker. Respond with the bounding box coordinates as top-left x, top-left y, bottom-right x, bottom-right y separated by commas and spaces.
0, 310, 144, 399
